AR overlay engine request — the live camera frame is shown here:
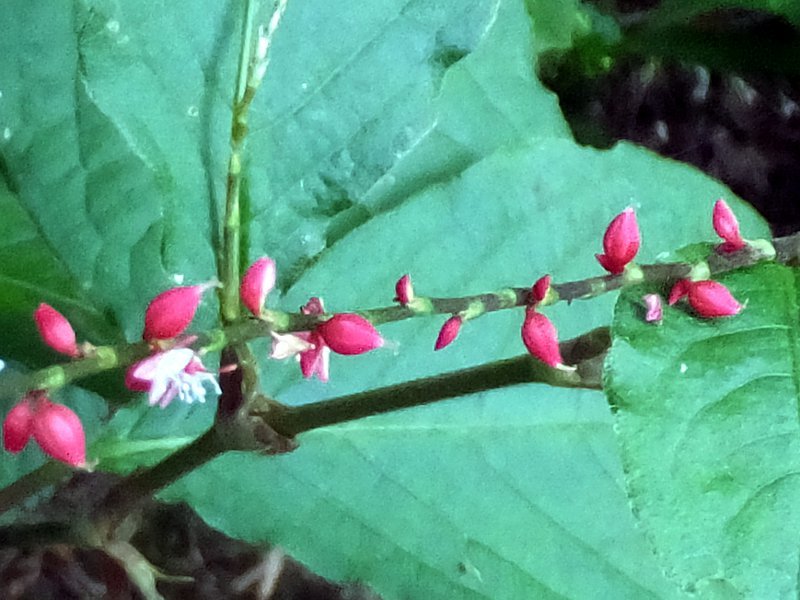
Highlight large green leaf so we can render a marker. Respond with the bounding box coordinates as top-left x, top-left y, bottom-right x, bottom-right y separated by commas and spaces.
607, 262, 800, 599
1, 0, 570, 468
0, 0, 567, 359
164, 138, 769, 599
